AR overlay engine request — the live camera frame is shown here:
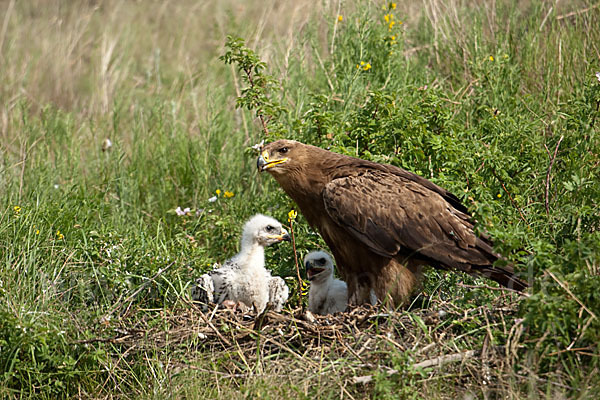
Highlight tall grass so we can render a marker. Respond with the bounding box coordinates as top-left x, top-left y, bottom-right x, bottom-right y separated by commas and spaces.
1, 0, 599, 398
